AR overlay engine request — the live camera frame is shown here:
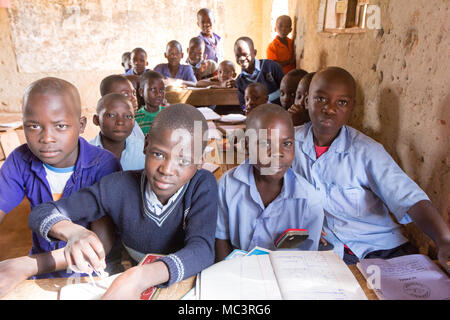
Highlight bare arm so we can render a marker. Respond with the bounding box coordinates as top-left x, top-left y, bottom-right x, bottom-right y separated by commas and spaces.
215, 238, 233, 262
408, 200, 450, 272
